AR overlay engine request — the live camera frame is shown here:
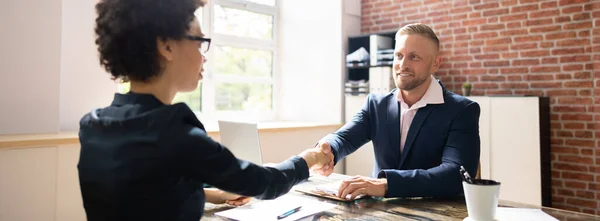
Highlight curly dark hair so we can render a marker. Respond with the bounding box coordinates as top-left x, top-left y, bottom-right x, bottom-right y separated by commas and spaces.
95, 0, 206, 82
